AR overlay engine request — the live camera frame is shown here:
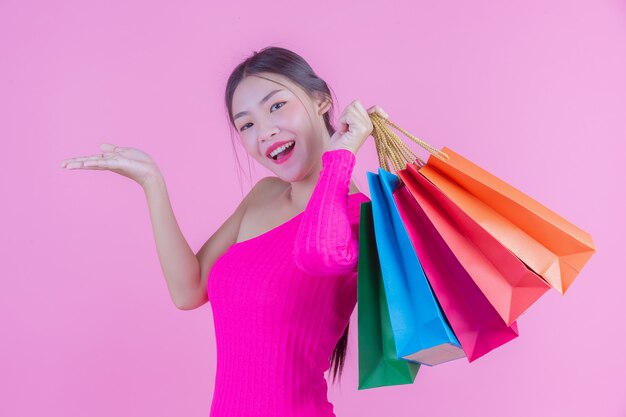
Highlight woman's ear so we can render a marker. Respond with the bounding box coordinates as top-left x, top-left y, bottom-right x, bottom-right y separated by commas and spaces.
317, 96, 332, 116
312, 92, 332, 116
